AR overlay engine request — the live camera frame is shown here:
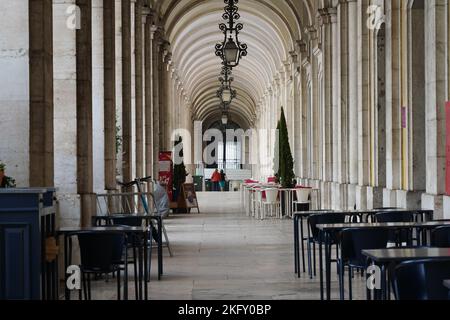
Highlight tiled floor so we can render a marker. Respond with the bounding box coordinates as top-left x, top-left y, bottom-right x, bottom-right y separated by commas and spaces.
73, 192, 366, 300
